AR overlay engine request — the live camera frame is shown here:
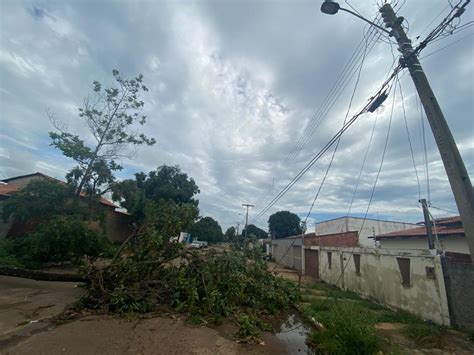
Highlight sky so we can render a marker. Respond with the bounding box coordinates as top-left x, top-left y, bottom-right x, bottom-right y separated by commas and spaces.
0, 0, 473, 233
